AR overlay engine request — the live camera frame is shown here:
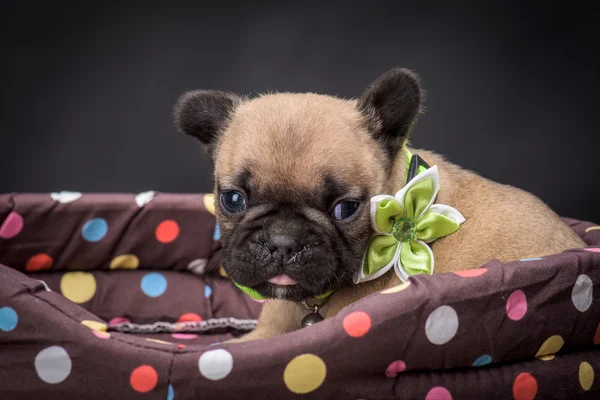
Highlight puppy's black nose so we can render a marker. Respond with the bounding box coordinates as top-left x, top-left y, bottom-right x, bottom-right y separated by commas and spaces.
267, 234, 302, 256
